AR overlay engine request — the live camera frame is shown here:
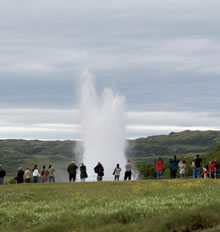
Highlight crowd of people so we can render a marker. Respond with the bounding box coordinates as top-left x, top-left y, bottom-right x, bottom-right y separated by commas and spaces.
0, 155, 219, 185
67, 160, 132, 182
155, 154, 219, 179
0, 160, 133, 184
0, 164, 56, 184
